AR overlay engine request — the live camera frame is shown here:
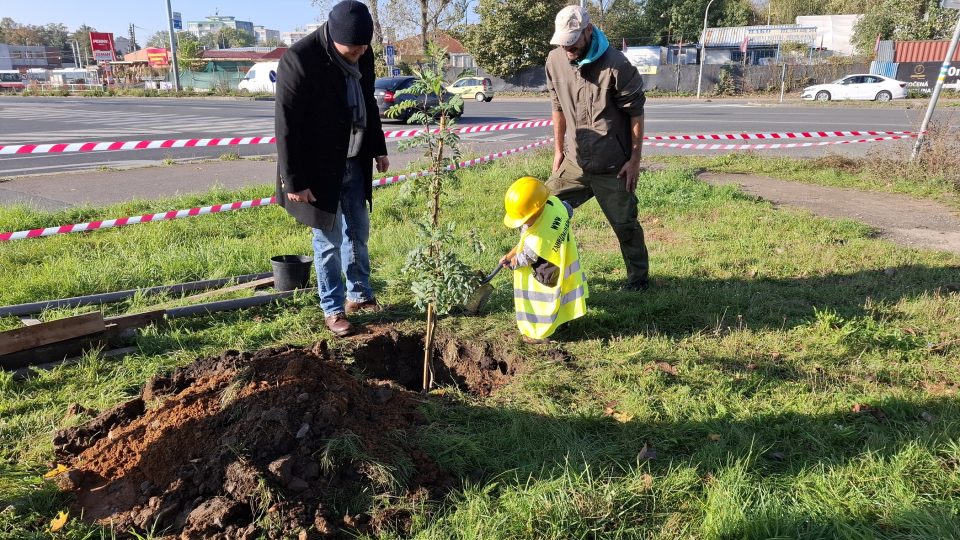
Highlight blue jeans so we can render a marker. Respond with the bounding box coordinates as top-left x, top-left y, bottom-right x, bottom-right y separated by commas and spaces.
312, 158, 374, 316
